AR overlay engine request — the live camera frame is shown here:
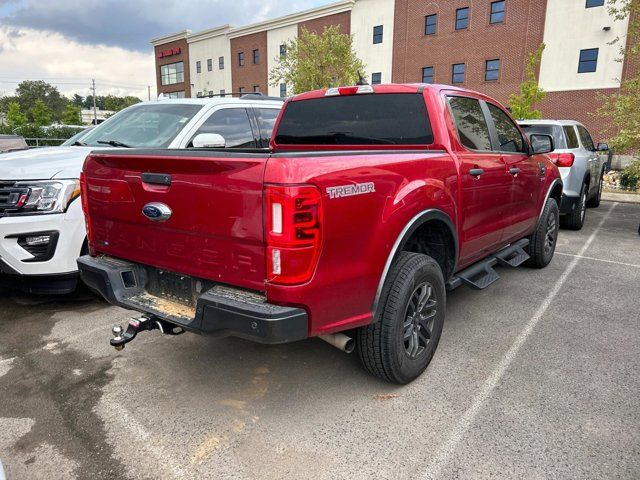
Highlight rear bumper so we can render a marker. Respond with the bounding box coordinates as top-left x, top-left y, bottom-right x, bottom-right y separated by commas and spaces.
560, 194, 580, 215
77, 255, 308, 344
